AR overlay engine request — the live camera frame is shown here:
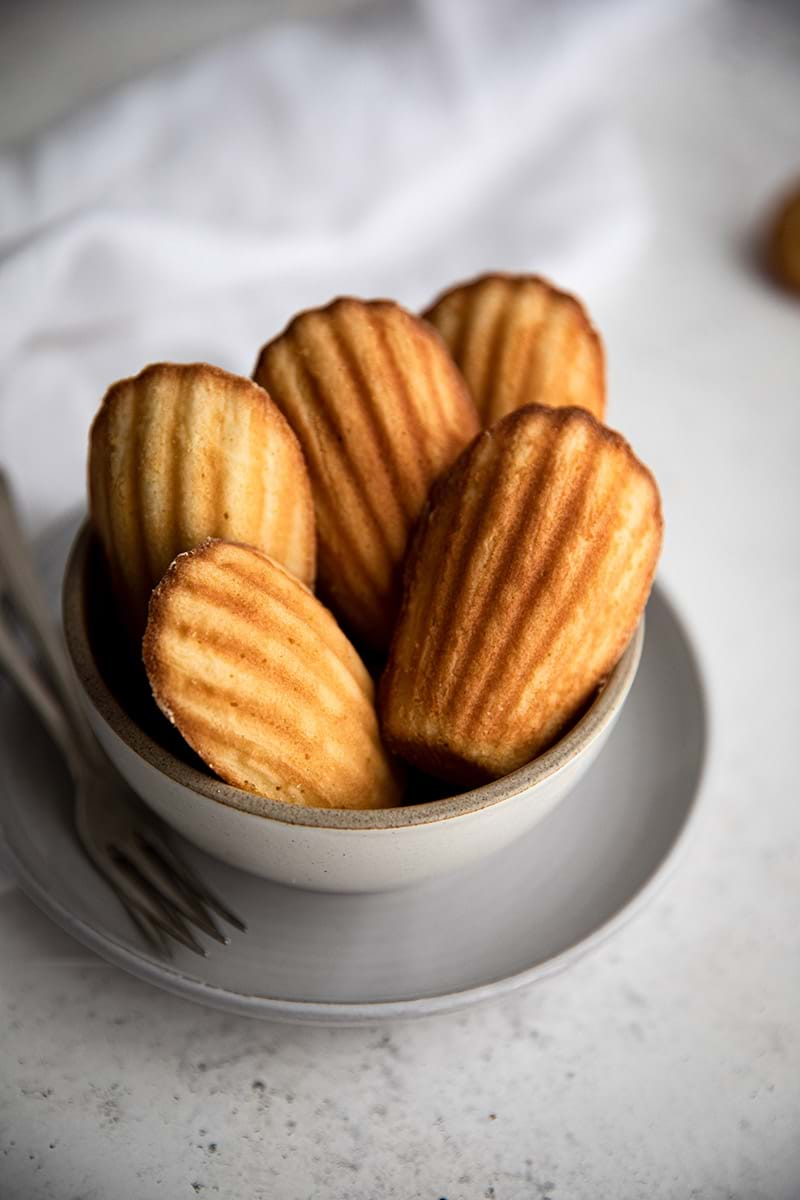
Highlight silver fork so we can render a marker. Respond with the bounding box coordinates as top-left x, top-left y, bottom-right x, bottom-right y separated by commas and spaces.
0, 473, 245, 957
